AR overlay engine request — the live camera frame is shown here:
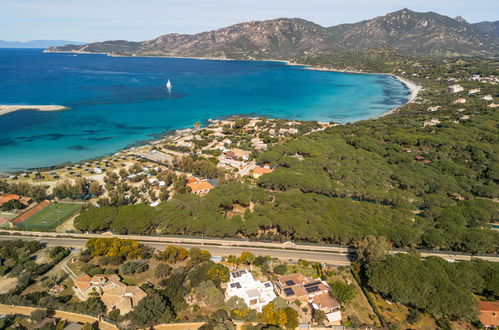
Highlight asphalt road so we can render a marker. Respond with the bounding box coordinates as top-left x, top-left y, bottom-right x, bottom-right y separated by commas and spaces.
2, 230, 497, 263
0, 235, 352, 265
